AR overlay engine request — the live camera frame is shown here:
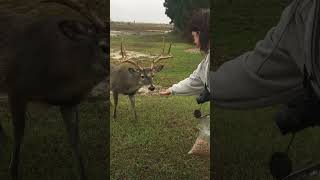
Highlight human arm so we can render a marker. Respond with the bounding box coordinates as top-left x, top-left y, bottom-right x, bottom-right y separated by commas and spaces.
210, 1, 309, 108
164, 54, 209, 96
